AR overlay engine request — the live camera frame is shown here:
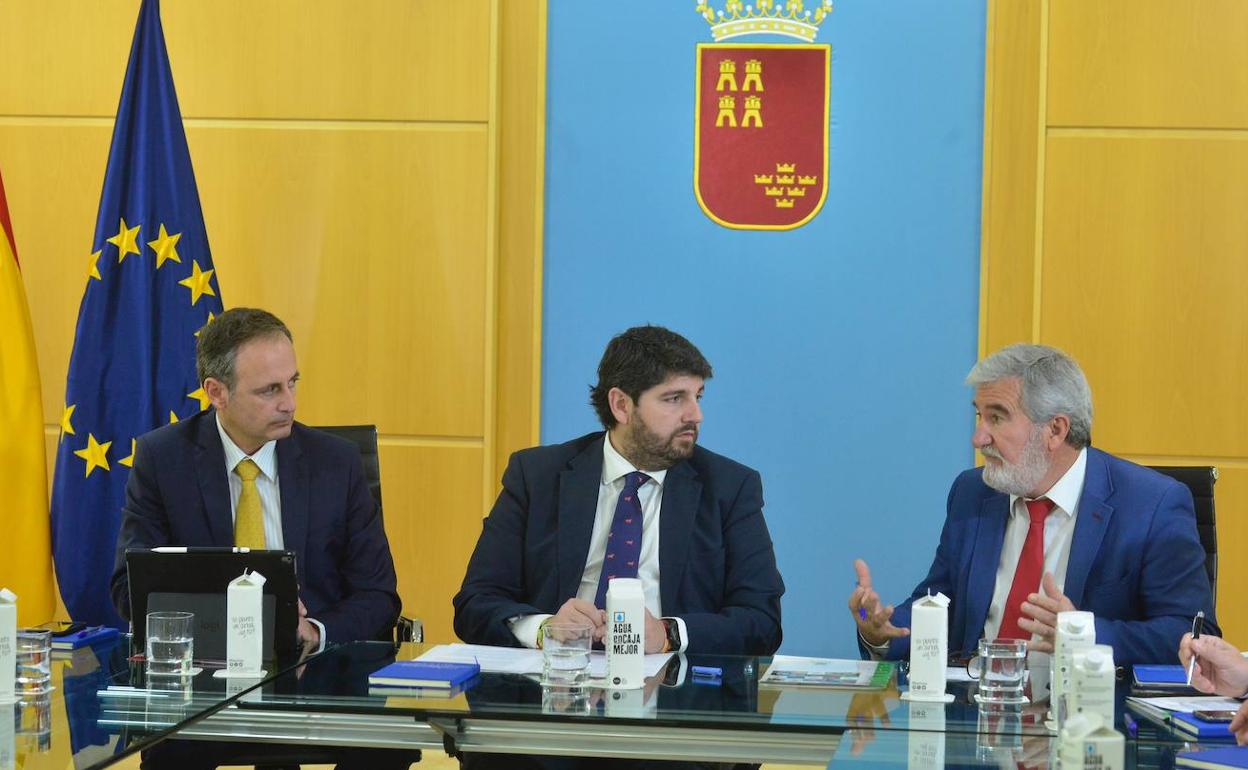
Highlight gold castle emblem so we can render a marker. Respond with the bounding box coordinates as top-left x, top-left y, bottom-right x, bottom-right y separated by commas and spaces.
696, 0, 834, 43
